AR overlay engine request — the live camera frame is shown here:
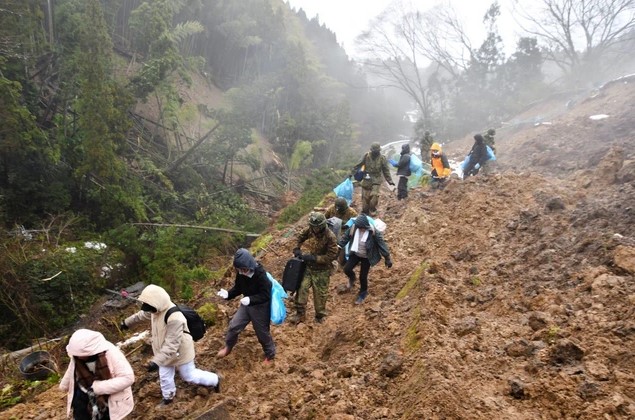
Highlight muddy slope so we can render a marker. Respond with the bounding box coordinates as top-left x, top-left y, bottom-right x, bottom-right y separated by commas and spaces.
3, 80, 635, 419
